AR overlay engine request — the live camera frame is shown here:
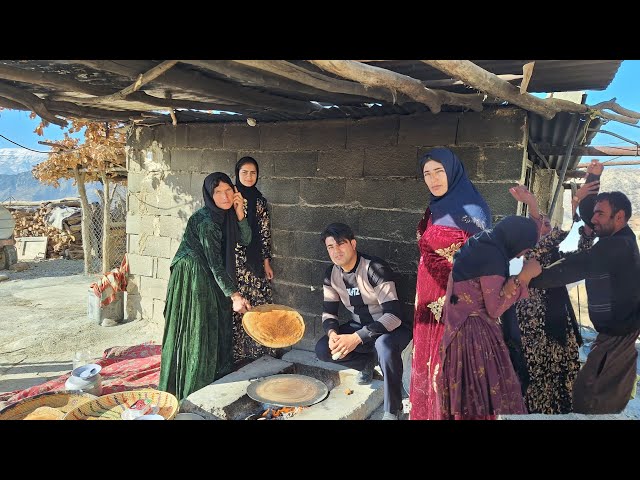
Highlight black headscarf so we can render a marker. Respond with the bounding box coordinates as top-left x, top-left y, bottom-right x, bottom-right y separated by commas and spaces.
203, 172, 239, 280
234, 156, 265, 276
452, 215, 539, 282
